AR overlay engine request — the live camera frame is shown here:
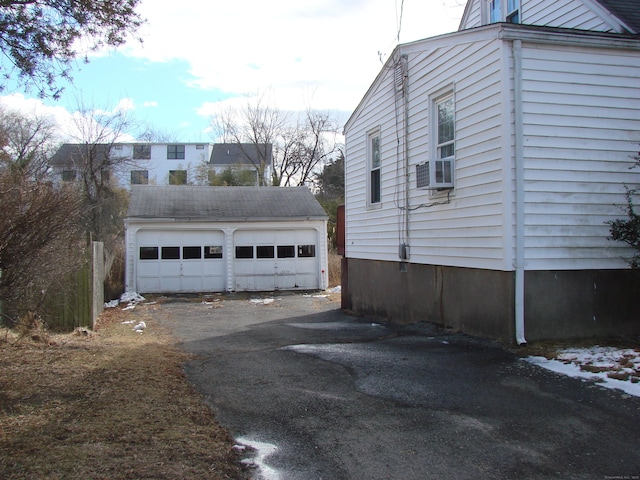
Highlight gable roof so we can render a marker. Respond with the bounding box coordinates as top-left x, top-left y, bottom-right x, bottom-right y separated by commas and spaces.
210, 143, 273, 167
49, 143, 111, 167
595, 0, 640, 34
127, 186, 327, 221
